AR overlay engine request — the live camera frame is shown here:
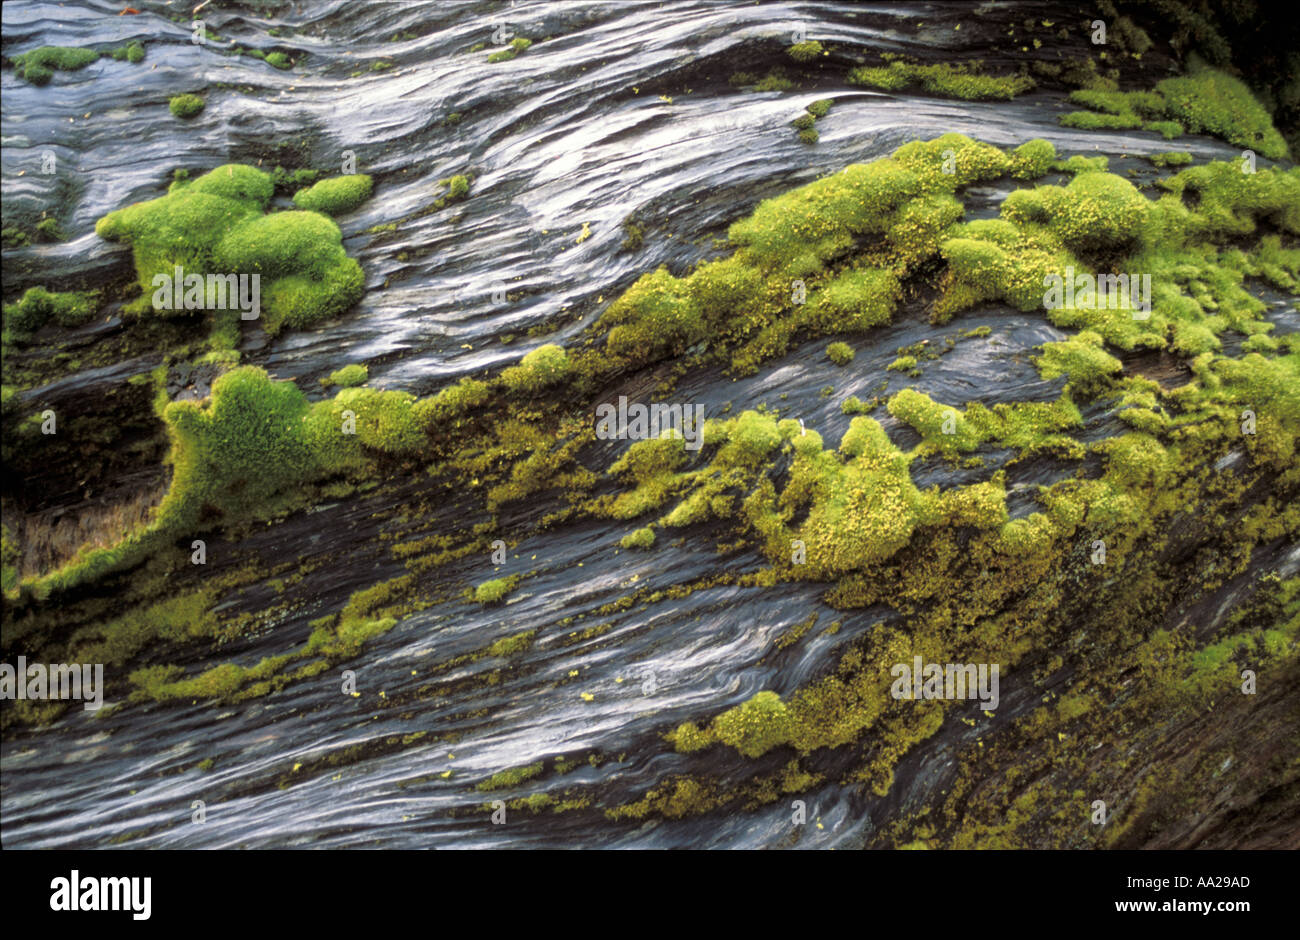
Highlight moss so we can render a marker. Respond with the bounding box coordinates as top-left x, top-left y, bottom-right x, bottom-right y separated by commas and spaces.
429, 175, 471, 211
1018, 172, 1150, 257
487, 629, 536, 657
788, 40, 824, 63
619, 526, 655, 550
12, 46, 100, 85
1145, 120, 1185, 140
413, 377, 489, 429
325, 363, 368, 387
474, 574, 520, 604
620, 216, 645, 252
3, 287, 99, 339
501, 344, 571, 394
669, 721, 711, 753
806, 99, 833, 118
791, 113, 816, 131
888, 388, 982, 452
1060, 65, 1287, 160
887, 354, 917, 372
477, 761, 543, 790
96, 164, 364, 335
487, 37, 532, 63
1155, 67, 1287, 159
2, 228, 30, 248
265, 52, 292, 70
1145, 150, 1193, 168
68, 591, 219, 667
1059, 110, 1142, 131
1008, 138, 1055, 179
110, 42, 146, 64
317, 387, 424, 455
849, 61, 1034, 101
1035, 331, 1123, 390
291, 175, 373, 216
712, 691, 793, 757
34, 218, 64, 242
1052, 155, 1109, 174
753, 70, 795, 92
826, 341, 854, 365
270, 166, 320, 195
168, 94, 205, 119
